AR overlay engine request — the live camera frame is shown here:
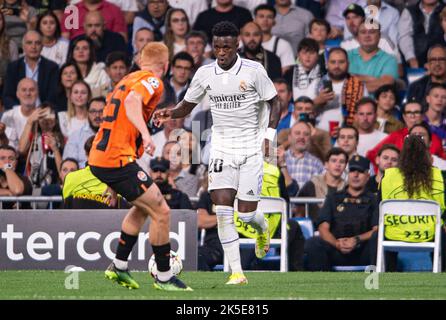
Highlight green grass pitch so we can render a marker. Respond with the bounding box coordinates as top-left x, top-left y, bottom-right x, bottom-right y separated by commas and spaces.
1, 271, 446, 300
